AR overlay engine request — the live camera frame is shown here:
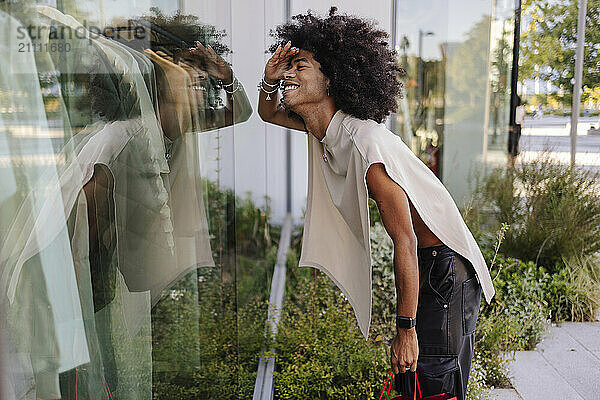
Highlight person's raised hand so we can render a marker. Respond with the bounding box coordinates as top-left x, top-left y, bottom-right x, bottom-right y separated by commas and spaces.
188, 41, 233, 84
264, 41, 299, 84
